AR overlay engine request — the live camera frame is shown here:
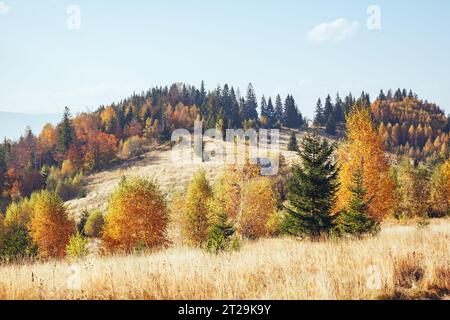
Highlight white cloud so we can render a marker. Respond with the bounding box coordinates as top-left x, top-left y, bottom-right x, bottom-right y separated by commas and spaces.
307, 18, 360, 43
0, 2, 11, 15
